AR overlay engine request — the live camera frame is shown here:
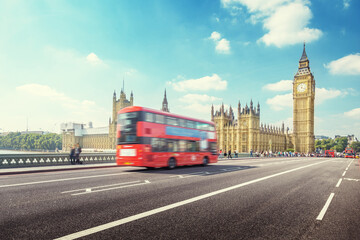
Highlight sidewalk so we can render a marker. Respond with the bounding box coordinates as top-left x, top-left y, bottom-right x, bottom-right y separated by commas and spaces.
0, 163, 118, 175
